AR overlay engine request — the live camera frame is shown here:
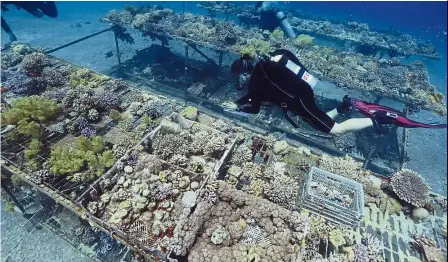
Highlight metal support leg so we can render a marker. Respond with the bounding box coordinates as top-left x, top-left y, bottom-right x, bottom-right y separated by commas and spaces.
184, 45, 189, 106
188, 43, 217, 66
218, 51, 224, 67
1, 16, 18, 42
113, 30, 122, 67
399, 106, 409, 170
45, 27, 112, 54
